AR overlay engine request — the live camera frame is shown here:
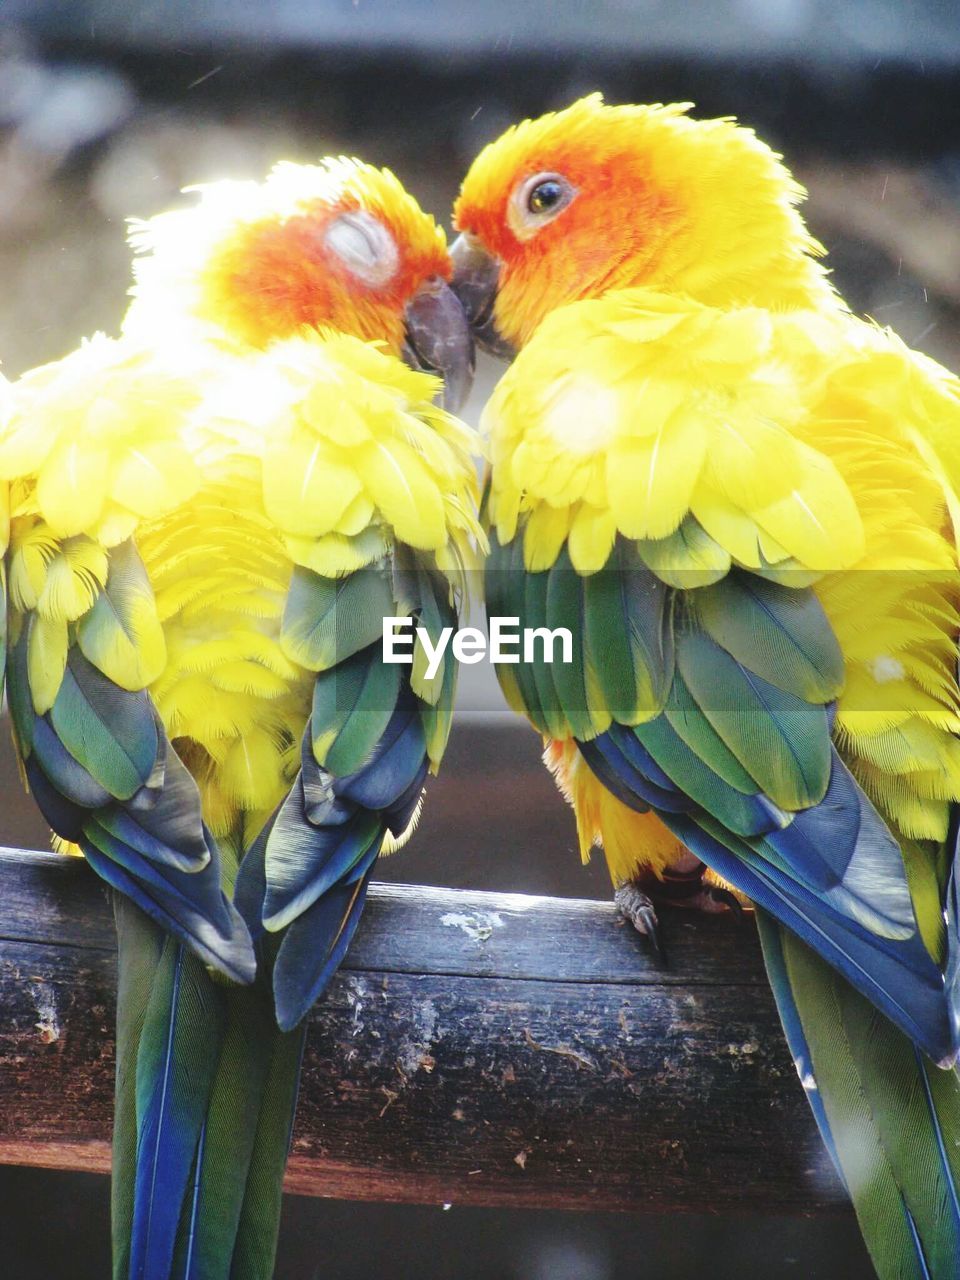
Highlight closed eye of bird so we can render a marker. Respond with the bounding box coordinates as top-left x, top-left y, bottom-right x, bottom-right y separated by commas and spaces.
0, 155, 480, 1280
